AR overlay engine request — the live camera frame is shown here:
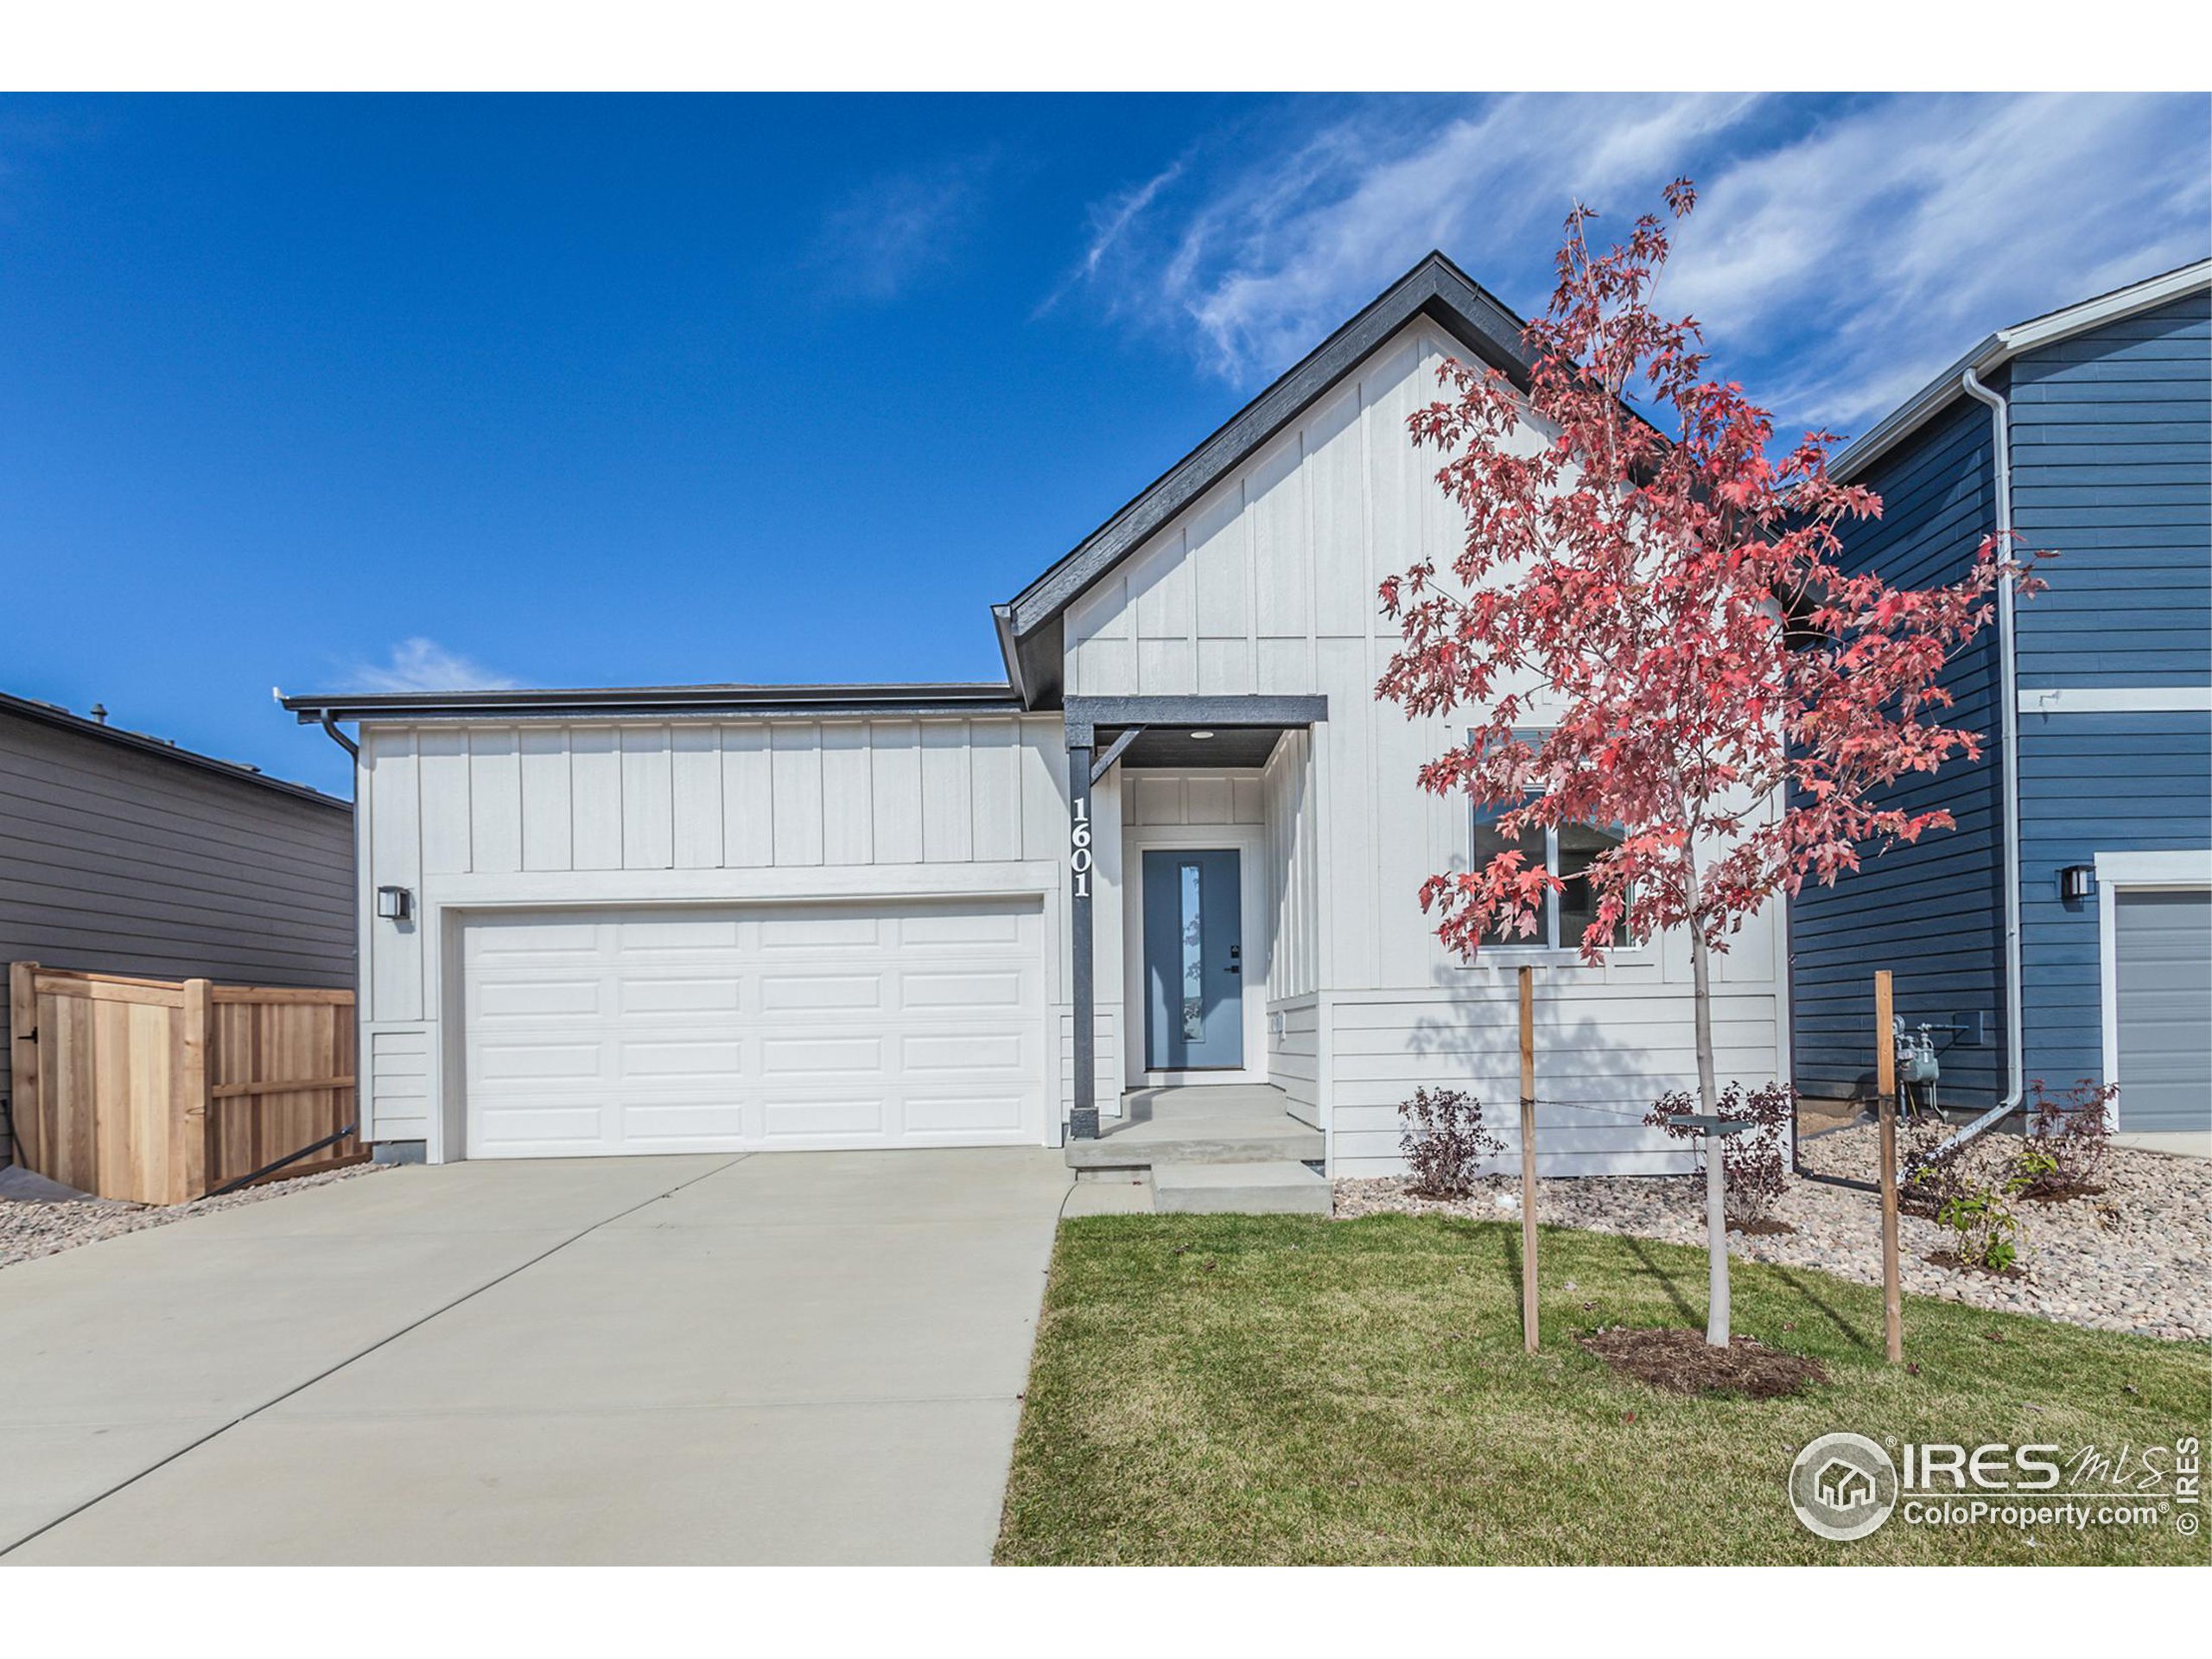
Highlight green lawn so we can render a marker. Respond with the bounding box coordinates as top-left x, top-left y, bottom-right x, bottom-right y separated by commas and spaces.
995, 1214, 2211, 1565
